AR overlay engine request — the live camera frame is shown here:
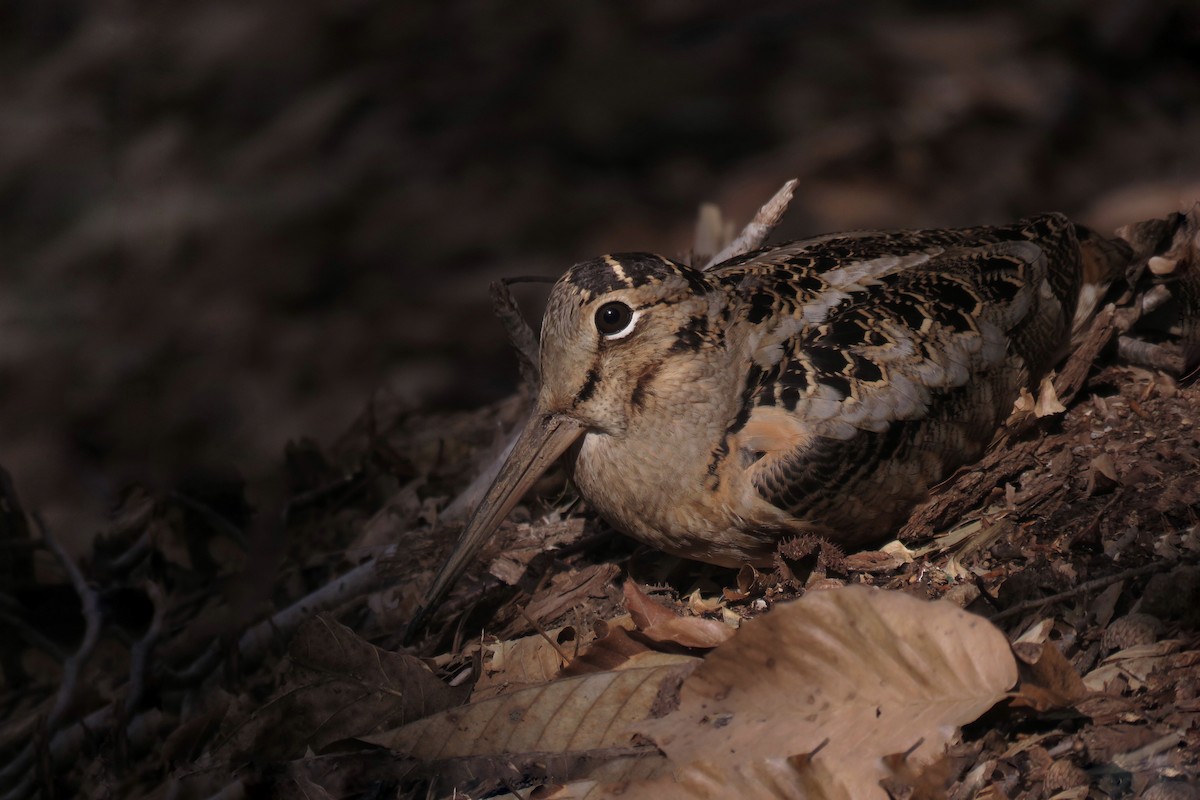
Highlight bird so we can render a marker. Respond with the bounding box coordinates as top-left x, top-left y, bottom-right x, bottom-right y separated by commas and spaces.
406, 212, 1132, 640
